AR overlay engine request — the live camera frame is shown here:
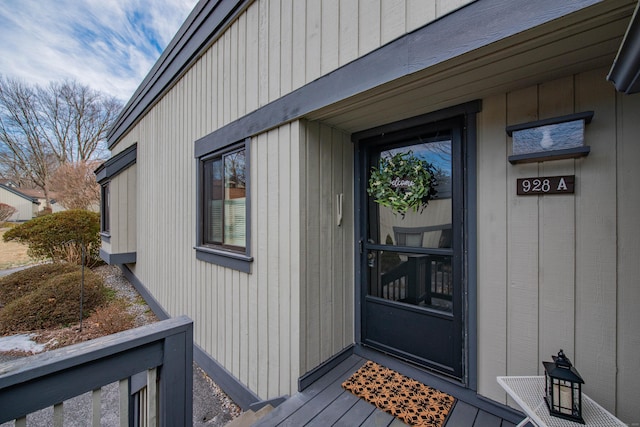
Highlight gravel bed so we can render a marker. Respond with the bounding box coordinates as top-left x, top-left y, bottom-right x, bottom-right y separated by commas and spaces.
0, 264, 241, 426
